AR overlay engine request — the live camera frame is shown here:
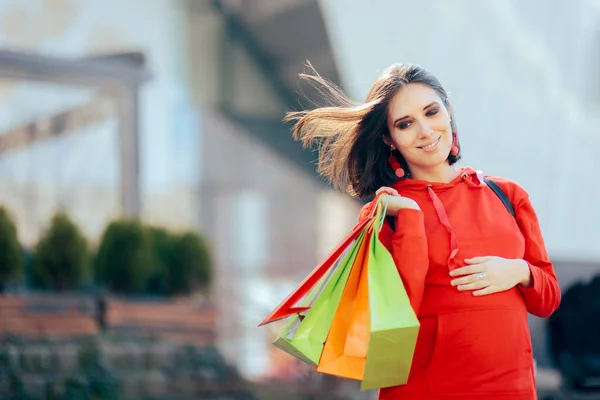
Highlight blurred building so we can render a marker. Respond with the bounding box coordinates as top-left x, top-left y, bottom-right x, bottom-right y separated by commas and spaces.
0, 0, 598, 385
0, 0, 361, 383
